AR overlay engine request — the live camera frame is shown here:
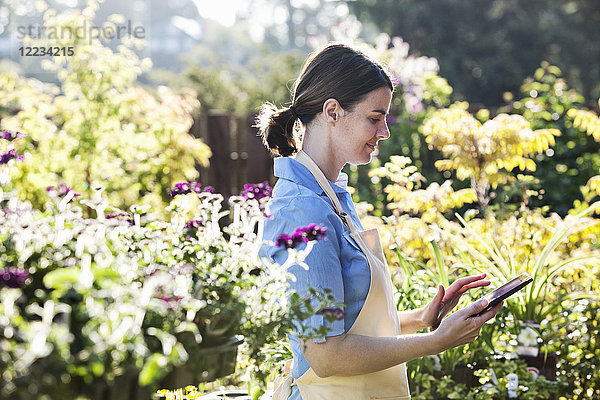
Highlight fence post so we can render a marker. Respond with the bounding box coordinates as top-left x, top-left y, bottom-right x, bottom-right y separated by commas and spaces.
231, 115, 247, 195
205, 111, 232, 197
245, 112, 273, 186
